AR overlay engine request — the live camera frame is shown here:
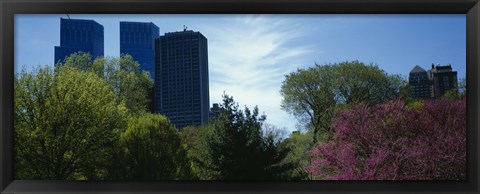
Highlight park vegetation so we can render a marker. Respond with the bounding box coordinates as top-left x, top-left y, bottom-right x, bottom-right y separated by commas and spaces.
14, 54, 466, 180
